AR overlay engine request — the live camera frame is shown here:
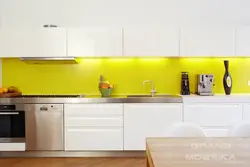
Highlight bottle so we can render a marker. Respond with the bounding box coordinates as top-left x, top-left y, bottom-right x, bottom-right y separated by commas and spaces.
223, 60, 232, 95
